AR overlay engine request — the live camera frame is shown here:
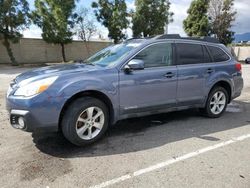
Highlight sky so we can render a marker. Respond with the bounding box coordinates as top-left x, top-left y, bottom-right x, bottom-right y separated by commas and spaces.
22, 0, 250, 39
